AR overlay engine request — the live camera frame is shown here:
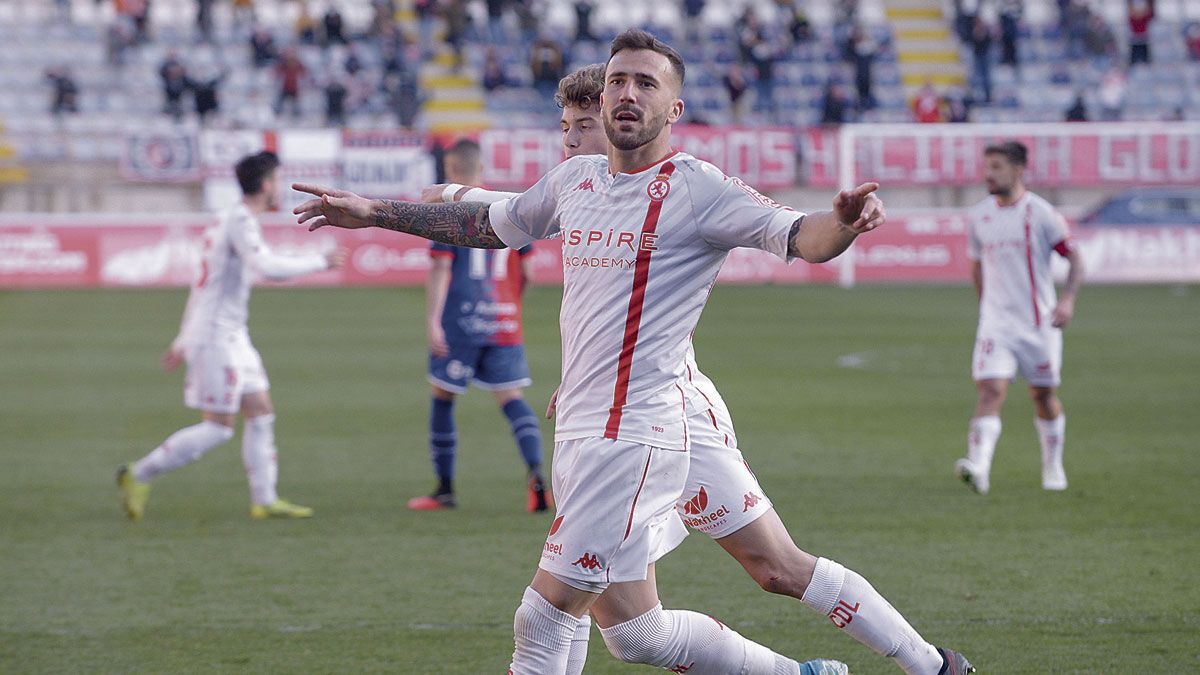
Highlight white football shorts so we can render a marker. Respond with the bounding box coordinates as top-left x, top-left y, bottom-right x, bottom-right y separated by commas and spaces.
184, 332, 270, 414
540, 437, 689, 586
675, 405, 772, 539
972, 323, 1062, 387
